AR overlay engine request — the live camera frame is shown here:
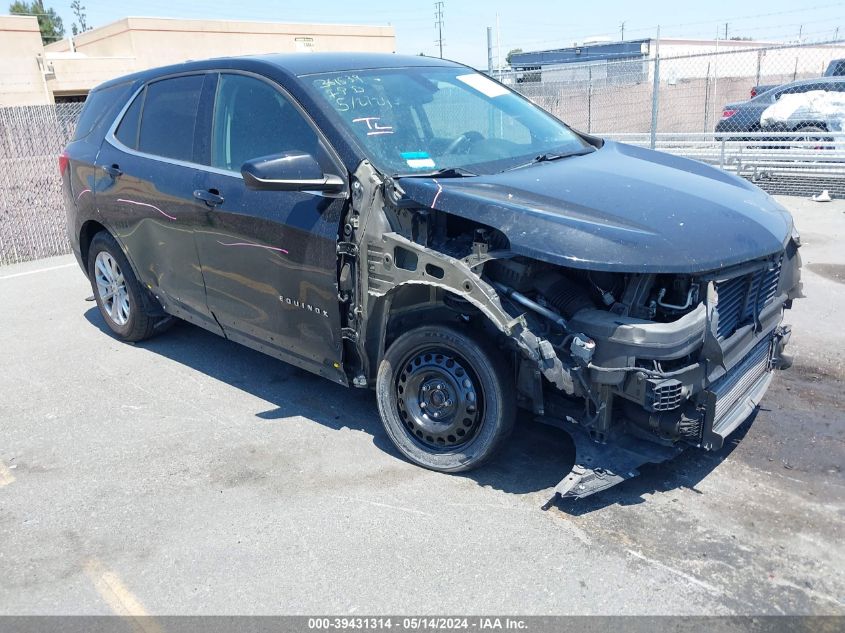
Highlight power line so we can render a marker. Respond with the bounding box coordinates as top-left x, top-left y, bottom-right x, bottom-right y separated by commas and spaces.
499, 1, 845, 50
434, 1, 444, 58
